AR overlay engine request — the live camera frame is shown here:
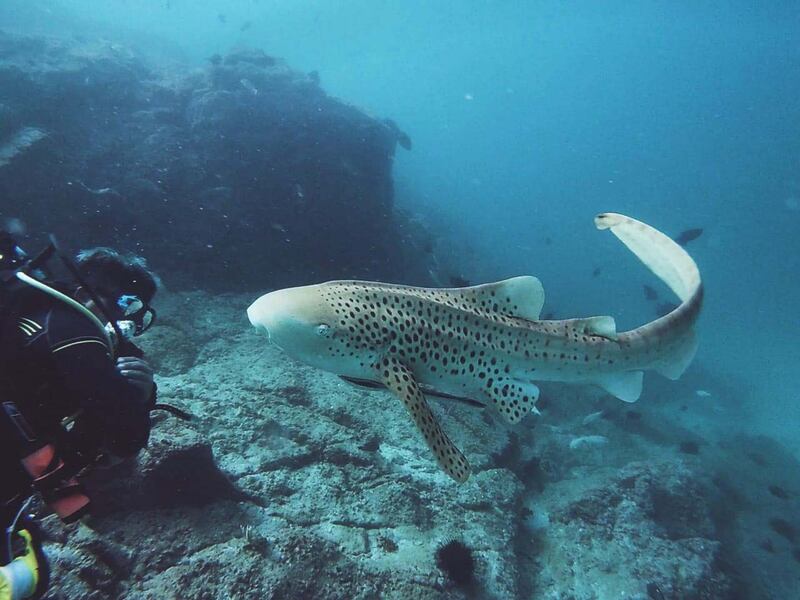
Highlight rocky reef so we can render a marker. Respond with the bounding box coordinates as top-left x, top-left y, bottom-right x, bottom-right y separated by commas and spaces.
34, 291, 800, 599
4, 30, 799, 600
0, 31, 426, 291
